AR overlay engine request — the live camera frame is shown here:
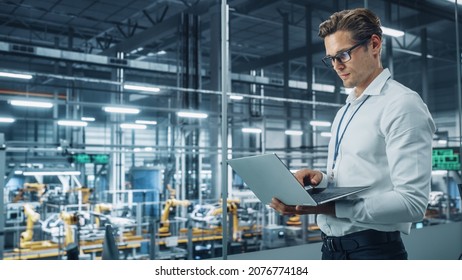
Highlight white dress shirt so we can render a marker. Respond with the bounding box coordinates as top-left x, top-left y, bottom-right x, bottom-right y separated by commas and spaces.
317, 68, 436, 236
